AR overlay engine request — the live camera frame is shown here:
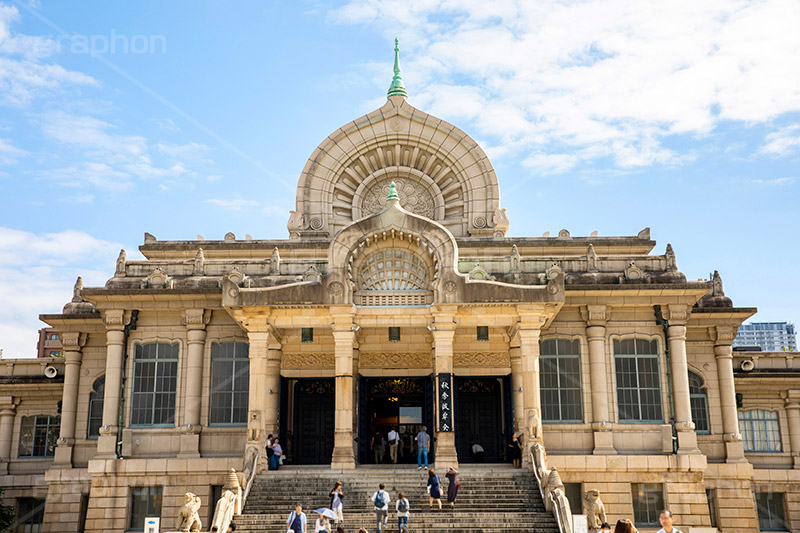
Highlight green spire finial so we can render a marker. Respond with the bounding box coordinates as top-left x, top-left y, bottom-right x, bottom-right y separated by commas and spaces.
387, 181, 399, 201
387, 38, 408, 98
